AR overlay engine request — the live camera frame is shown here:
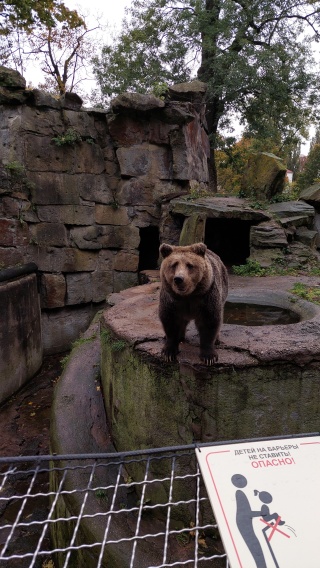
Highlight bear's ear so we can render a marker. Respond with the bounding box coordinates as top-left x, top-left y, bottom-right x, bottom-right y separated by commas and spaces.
160, 243, 173, 258
190, 242, 207, 256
